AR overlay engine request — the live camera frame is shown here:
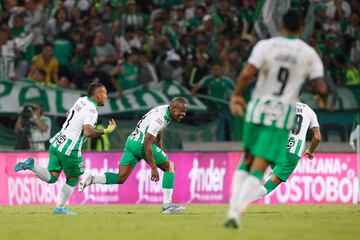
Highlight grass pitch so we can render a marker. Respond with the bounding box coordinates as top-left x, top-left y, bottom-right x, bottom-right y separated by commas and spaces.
0, 204, 359, 240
